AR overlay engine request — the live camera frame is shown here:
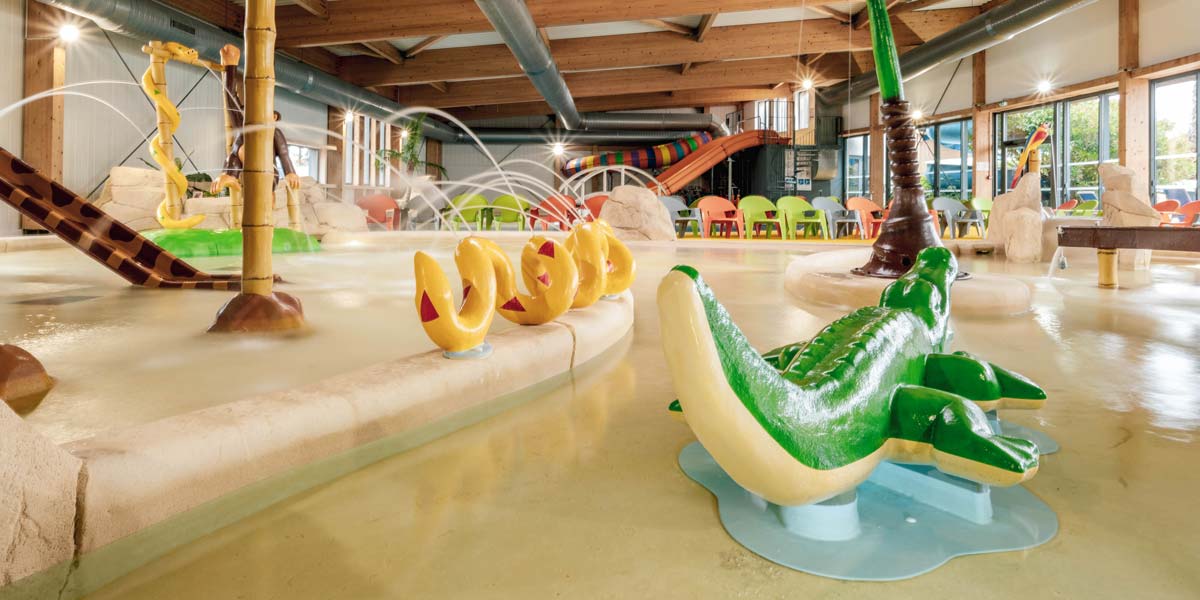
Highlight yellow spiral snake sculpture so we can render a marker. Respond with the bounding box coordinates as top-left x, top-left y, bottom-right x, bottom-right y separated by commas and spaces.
142, 41, 209, 230
415, 221, 636, 354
